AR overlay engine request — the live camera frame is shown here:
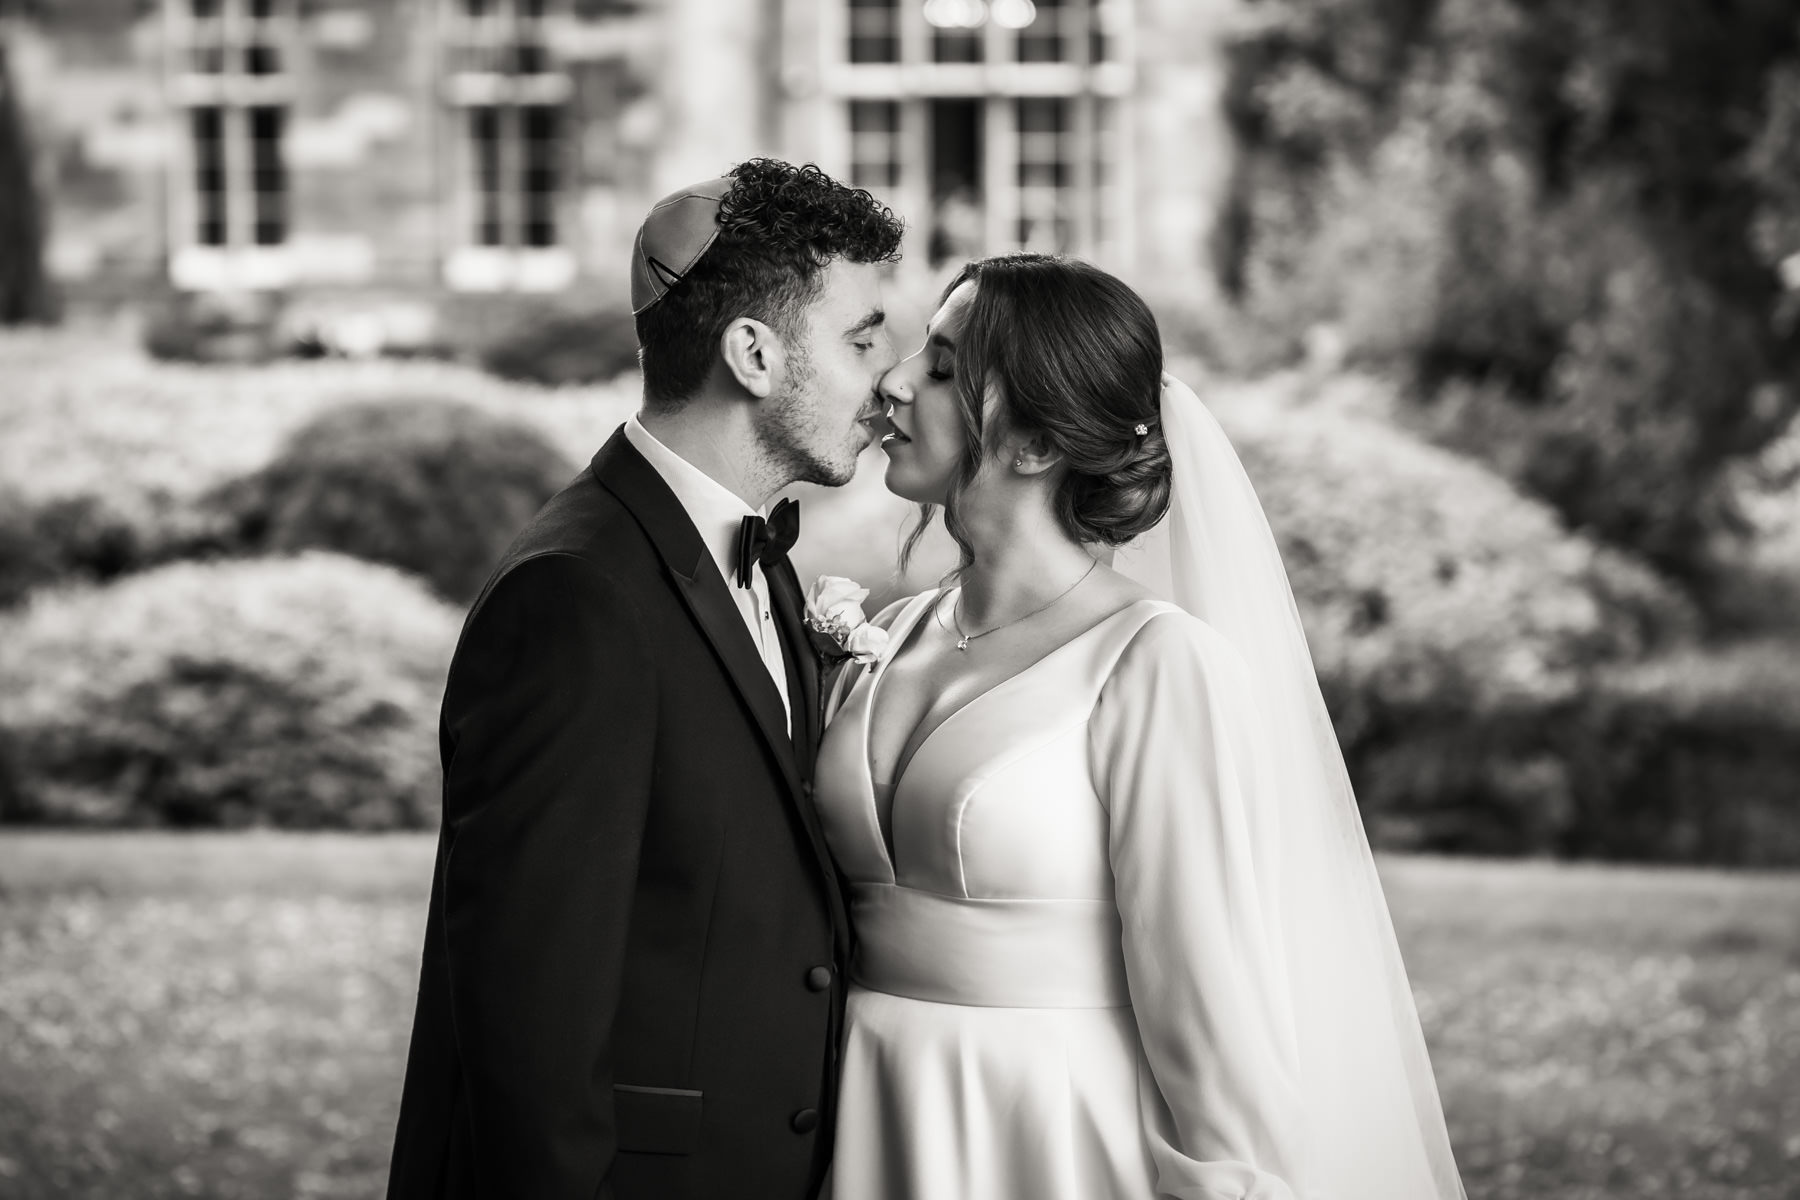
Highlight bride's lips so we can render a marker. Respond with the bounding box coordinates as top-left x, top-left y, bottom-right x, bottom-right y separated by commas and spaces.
881, 408, 912, 449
